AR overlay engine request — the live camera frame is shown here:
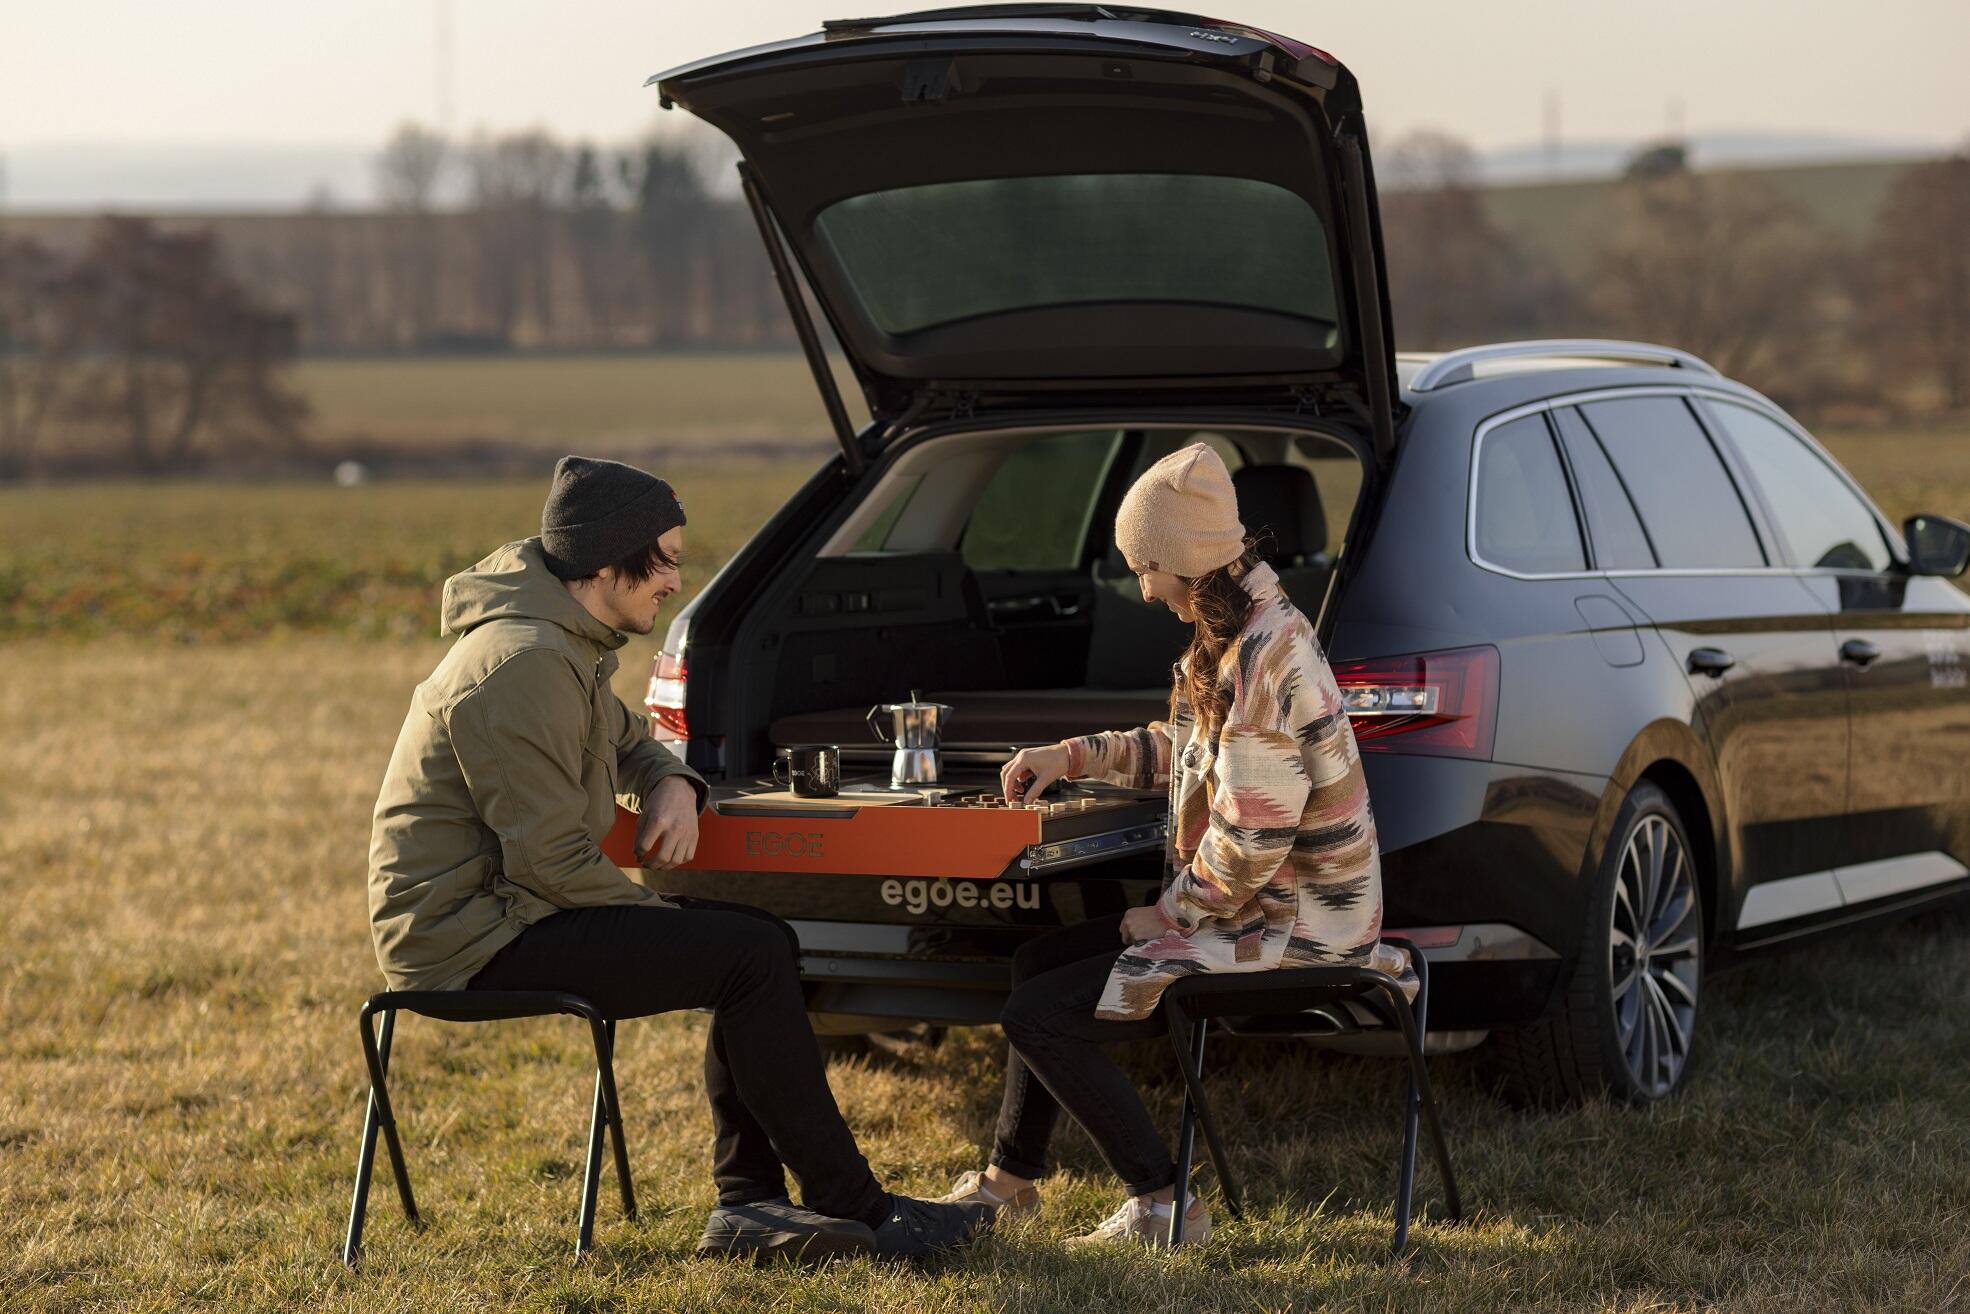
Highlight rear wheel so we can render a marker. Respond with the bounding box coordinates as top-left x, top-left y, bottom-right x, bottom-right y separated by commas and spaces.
1487, 781, 1704, 1105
